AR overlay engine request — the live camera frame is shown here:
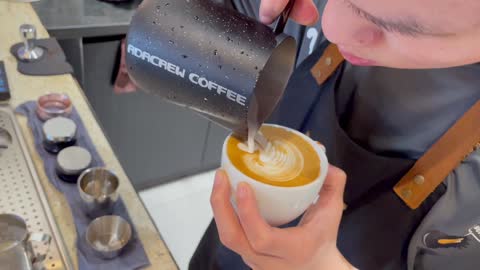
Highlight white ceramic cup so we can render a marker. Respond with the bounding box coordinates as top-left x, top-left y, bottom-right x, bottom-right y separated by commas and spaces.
221, 124, 329, 226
